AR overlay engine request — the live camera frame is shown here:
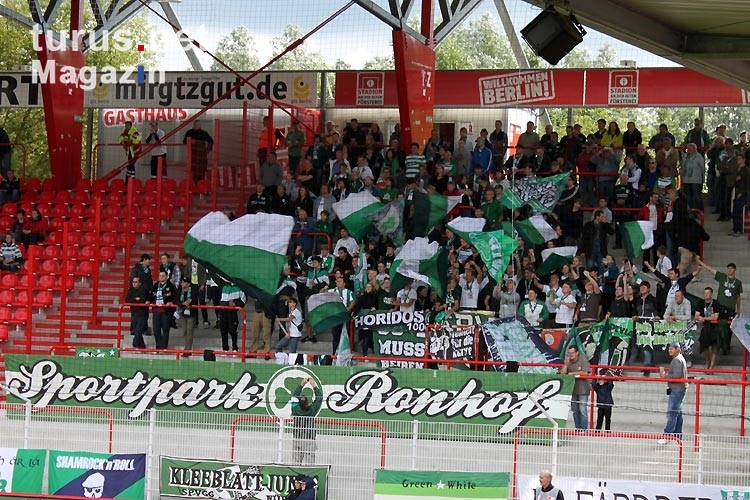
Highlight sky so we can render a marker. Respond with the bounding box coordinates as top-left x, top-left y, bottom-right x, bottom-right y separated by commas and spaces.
144, 0, 678, 71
